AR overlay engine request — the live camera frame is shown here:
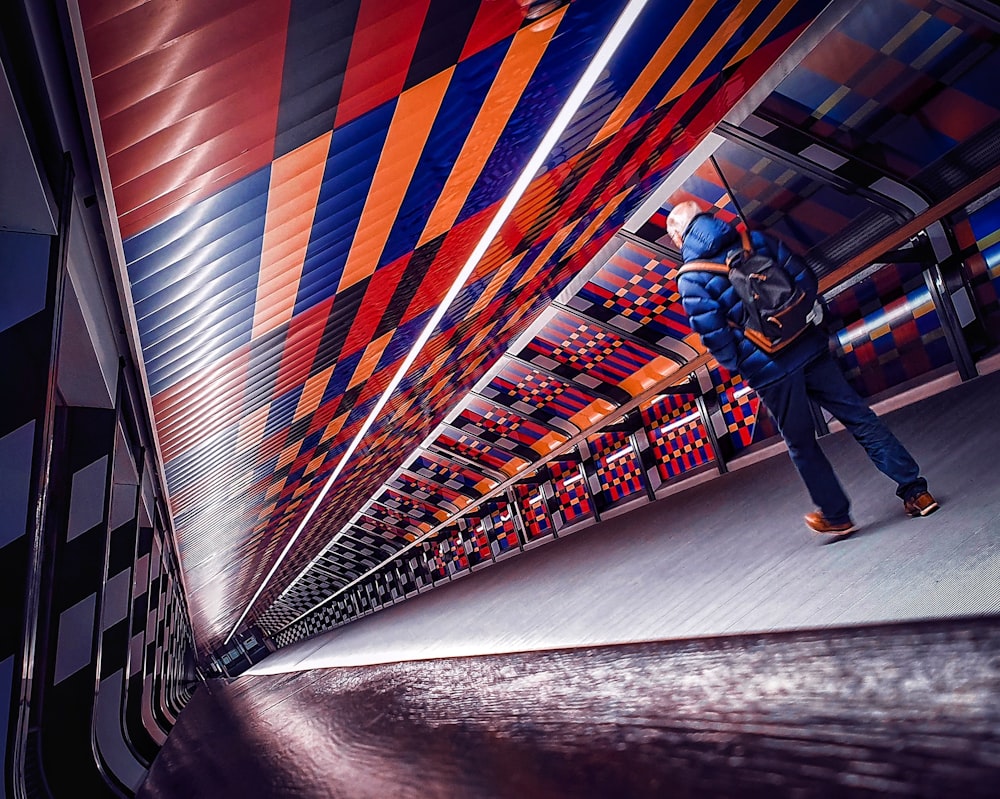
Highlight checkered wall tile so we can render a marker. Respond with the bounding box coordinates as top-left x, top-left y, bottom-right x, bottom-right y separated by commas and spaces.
353, 513, 418, 544
833, 284, 951, 397
519, 310, 678, 398
547, 459, 593, 527
564, 241, 698, 356
954, 196, 1000, 339
515, 484, 553, 541
363, 501, 431, 536
484, 501, 521, 556
374, 488, 448, 528
710, 366, 770, 453
460, 516, 492, 567
587, 430, 645, 506
640, 393, 715, 481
